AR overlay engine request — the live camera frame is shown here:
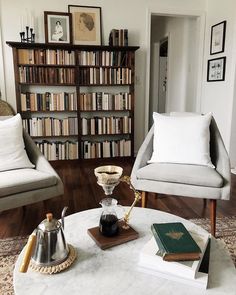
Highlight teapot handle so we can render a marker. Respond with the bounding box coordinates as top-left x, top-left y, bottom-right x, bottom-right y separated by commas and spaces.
19, 233, 37, 273
61, 206, 68, 230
